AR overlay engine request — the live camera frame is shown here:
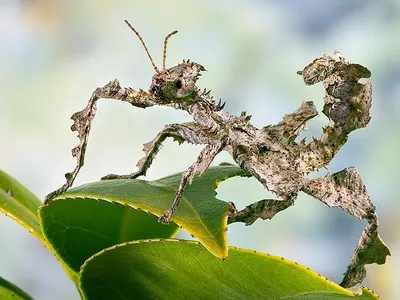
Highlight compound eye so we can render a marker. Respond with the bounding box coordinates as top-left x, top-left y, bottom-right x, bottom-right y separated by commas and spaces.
151, 85, 161, 94
175, 79, 182, 89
